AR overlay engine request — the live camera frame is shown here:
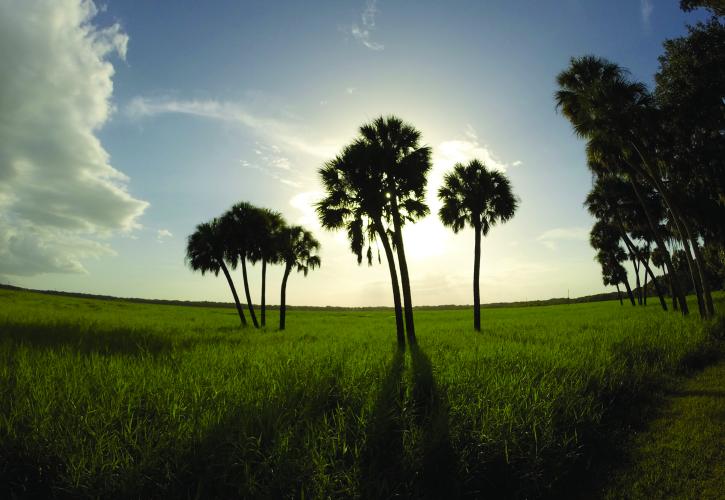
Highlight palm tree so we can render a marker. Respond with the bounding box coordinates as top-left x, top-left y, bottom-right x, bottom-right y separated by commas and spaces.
185, 219, 248, 326
316, 140, 406, 347
278, 225, 321, 330
438, 160, 518, 331
220, 202, 262, 328
359, 116, 432, 344
255, 208, 286, 328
